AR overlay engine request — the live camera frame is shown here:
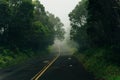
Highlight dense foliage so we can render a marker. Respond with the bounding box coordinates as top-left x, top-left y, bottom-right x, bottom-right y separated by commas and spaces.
47, 12, 65, 41
0, 0, 65, 68
69, 0, 120, 64
0, 0, 64, 53
69, 0, 120, 79
69, 0, 89, 51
